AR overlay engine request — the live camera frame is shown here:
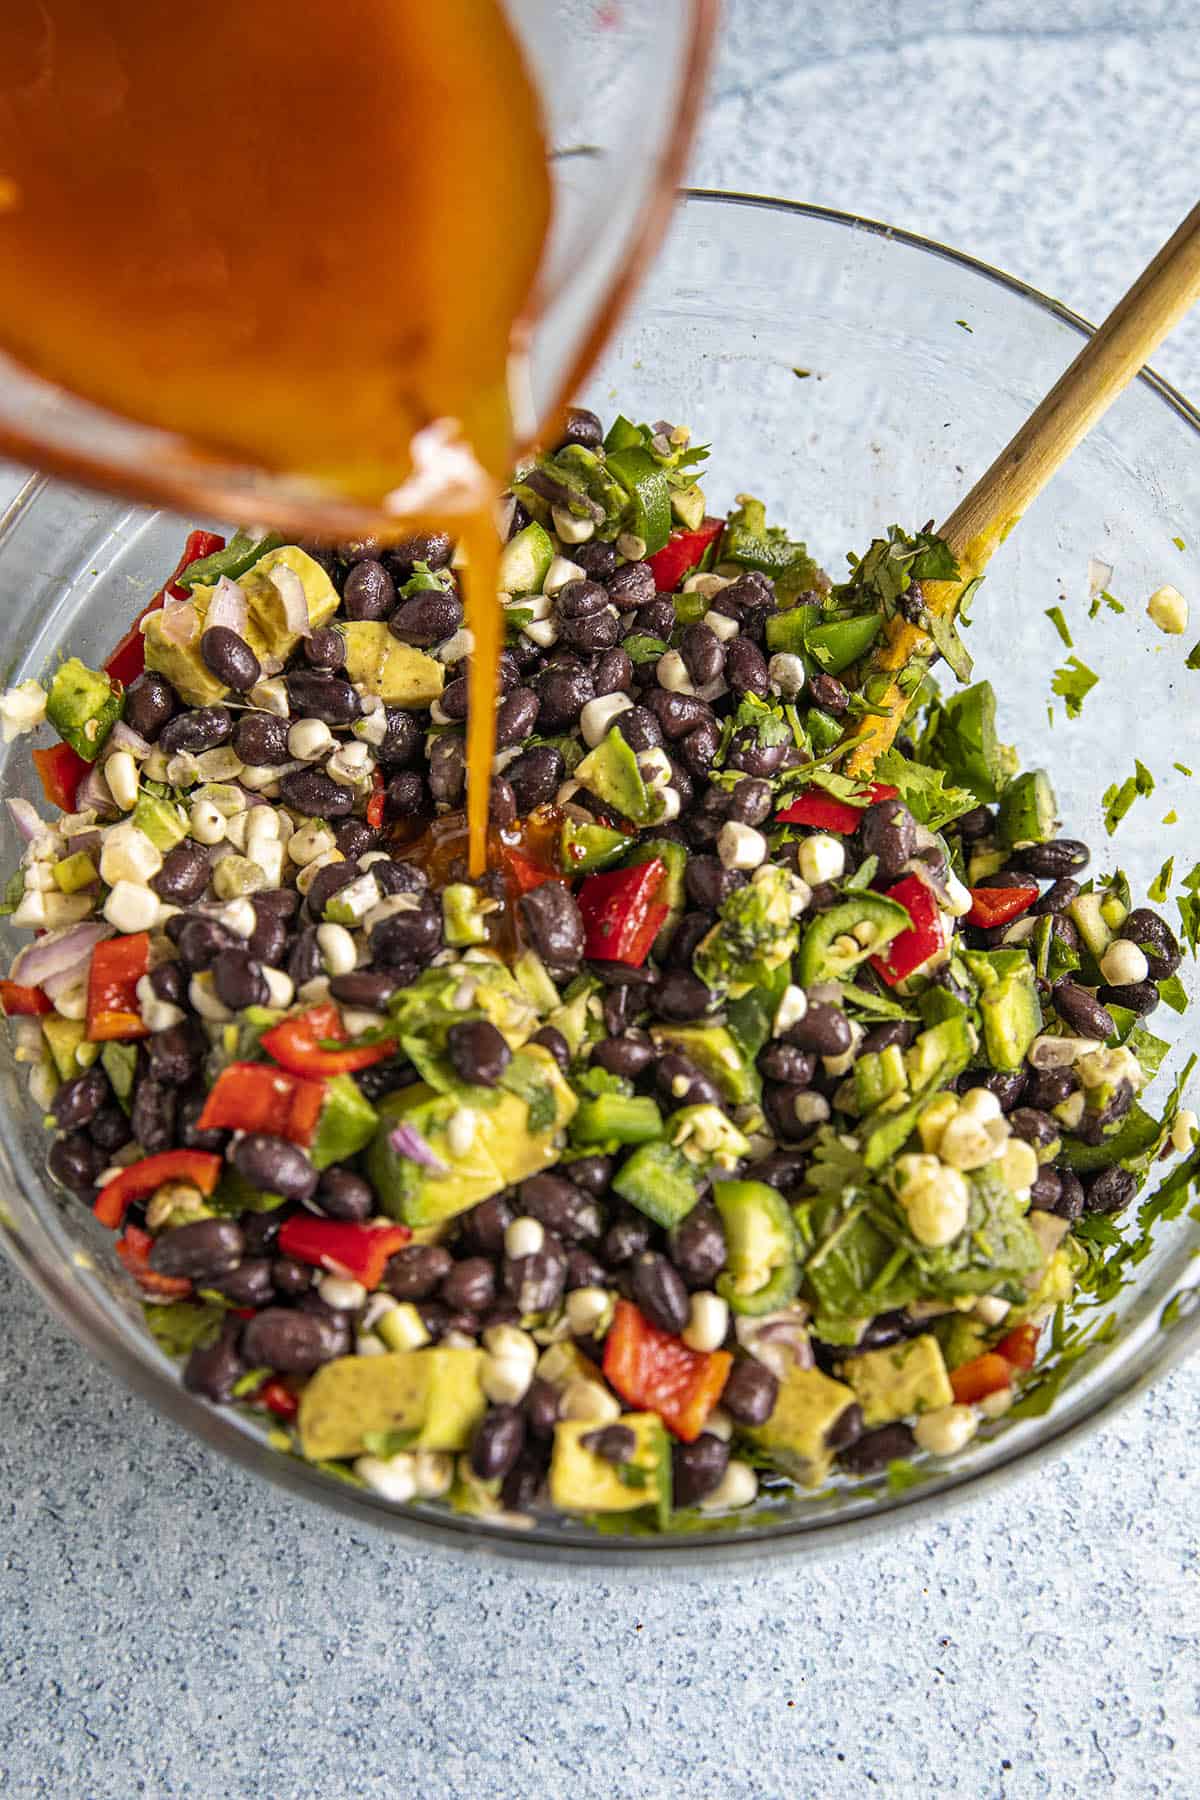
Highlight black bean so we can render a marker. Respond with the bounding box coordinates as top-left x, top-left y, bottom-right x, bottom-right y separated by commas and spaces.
385, 1243, 454, 1300
592, 1034, 653, 1079
677, 718, 720, 781
667, 912, 715, 969
207, 1258, 275, 1308
241, 1307, 344, 1374
1008, 1107, 1061, 1149
211, 947, 268, 1012
859, 798, 918, 882
786, 1001, 852, 1058
123, 672, 178, 741
149, 1218, 244, 1281
568, 540, 615, 581
824, 1401, 864, 1452
611, 704, 661, 755
389, 588, 463, 647
757, 1042, 816, 1087
183, 1318, 244, 1402
744, 1150, 809, 1192
609, 561, 656, 609
233, 710, 291, 766
1054, 1170, 1086, 1222
633, 598, 677, 642
292, 1292, 354, 1359
470, 1405, 526, 1481
560, 605, 621, 653
504, 1234, 568, 1313
381, 770, 425, 820
518, 1173, 601, 1244
1052, 979, 1115, 1041
131, 1080, 176, 1153
1097, 980, 1160, 1017
524, 1377, 562, 1438
145, 1021, 202, 1086
286, 927, 323, 988
233, 1134, 318, 1203
174, 915, 236, 974
763, 1082, 812, 1142
177, 1088, 225, 1154
672, 1202, 726, 1288
727, 777, 773, 827
459, 1194, 515, 1259
976, 1068, 1029, 1112
370, 901, 441, 968
148, 962, 187, 1008
860, 1021, 915, 1057
527, 1025, 568, 1072
441, 1257, 497, 1313
316, 1167, 374, 1224
553, 578, 608, 622
382, 531, 453, 579
519, 882, 584, 977
271, 1256, 313, 1298
1118, 908, 1181, 980
564, 1248, 607, 1291
721, 1359, 779, 1426
1010, 838, 1090, 879
335, 825, 378, 866
579, 1424, 637, 1466
724, 636, 769, 698
1024, 1066, 1079, 1112
554, 407, 603, 449
496, 686, 540, 748
241, 906, 285, 969
630, 1251, 689, 1335
726, 729, 786, 779
807, 672, 848, 715
159, 706, 231, 755
503, 744, 562, 816
839, 1422, 916, 1476
201, 625, 260, 693
48, 1132, 104, 1194
651, 971, 717, 1023
714, 570, 775, 626
593, 647, 634, 696
1076, 1079, 1135, 1142
601, 1214, 651, 1267
1029, 1167, 1063, 1212
532, 662, 594, 732
644, 689, 712, 741
285, 670, 361, 726
1030, 877, 1080, 917
379, 707, 421, 768
240, 1209, 285, 1256
342, 558, 396, 620
678, 621, 724, 687
52, 1068, 108, 1131
1085, 1165, 1137, 1216
681, 854, 738, 912
304, 626, 346, 672
279, 768, 355, 816
152, 842, 211, 907
447, 1019, 511, 1088
656, 1053, 722, 1111
671, 1434, 730, 1507
326, 971, 396, 1012
302, 861, 357, 924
